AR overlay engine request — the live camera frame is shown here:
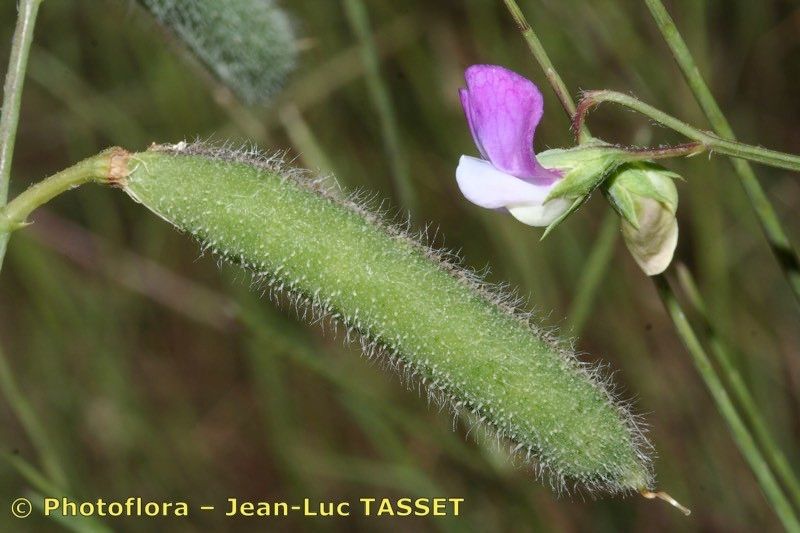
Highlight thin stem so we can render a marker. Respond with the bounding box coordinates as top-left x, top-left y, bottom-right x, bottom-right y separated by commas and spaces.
343, 0, 417, 215
576, 90, 800, 172
676, 264, 800, 510
619, 141, 705, 162
573, 91, 700, 145
644, 0, 800, 308
655, 275, 800, 532
500, 0, 590, 140
0, 0, 43, 270
0, 0, 41, 201
0, 0, 65, 503
0, 149, 121, 233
